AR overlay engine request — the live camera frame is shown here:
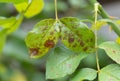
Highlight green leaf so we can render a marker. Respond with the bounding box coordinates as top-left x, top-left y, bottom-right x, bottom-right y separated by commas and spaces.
25, 19, 59, 58
70, 68, 97, 81
24, 0, 44, 18
0, 0, 28, 4
60, 17, 95, 53
0, 17, 16, 29
0, 30, 7, 53
46, 45, 88, 79
99, 64, 120, 81
99, 41, 120, 64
